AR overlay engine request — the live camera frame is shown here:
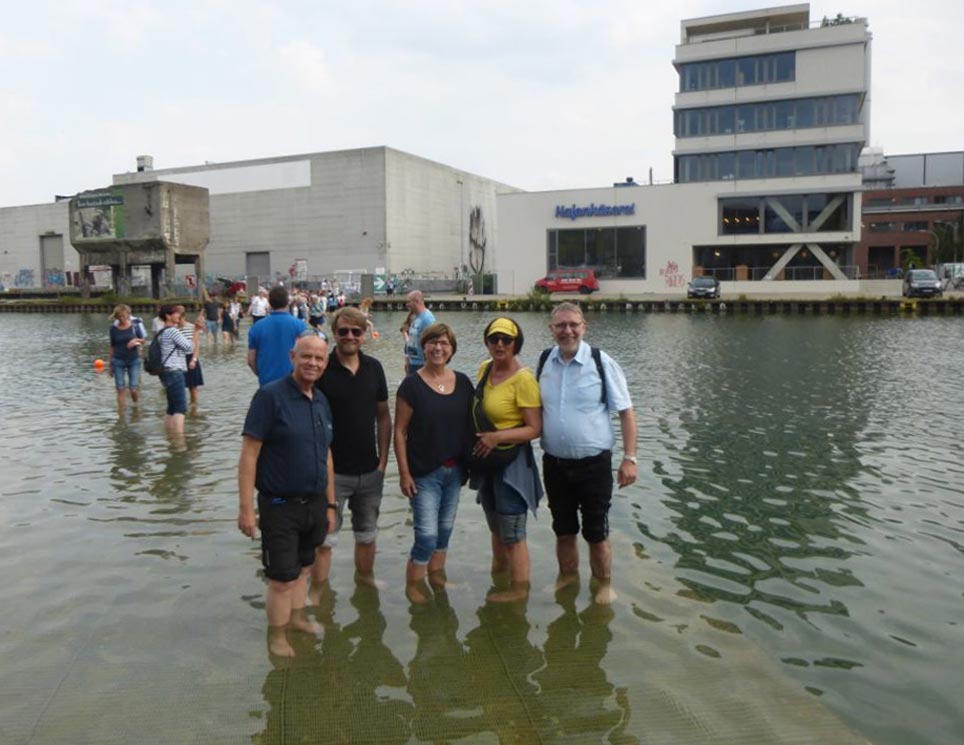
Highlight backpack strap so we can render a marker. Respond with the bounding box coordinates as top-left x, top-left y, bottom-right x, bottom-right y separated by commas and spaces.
159, 327, 178, 368
536, 345, 608, 405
